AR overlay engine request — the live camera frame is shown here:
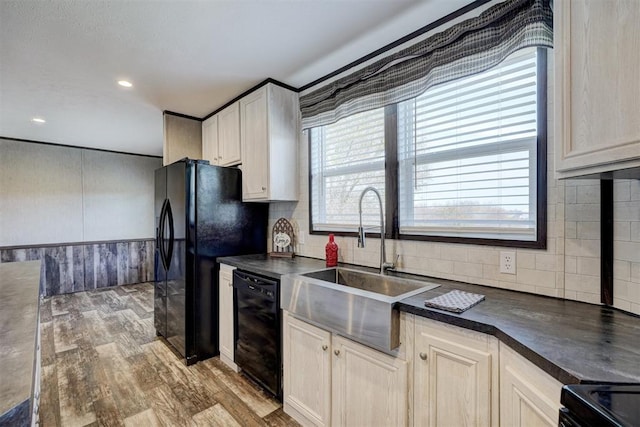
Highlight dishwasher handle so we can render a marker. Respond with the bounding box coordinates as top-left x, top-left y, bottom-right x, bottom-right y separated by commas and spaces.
233, 270, 279, 302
